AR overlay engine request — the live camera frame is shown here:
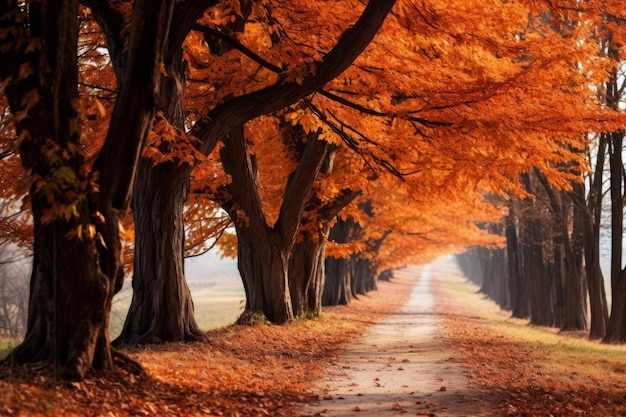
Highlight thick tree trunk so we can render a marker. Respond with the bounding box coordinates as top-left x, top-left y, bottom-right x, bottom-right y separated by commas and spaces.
5, 199, 119, 379
235, 226, 293, 323
114, 160, 205, 345
323, 255, 354, 306
290, 185, 357, 316
220, 117, 331, 323
115, 47, 205, 345
289, 231, 326, 317
323, 217, 354, 306
0, 0, 174, 379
